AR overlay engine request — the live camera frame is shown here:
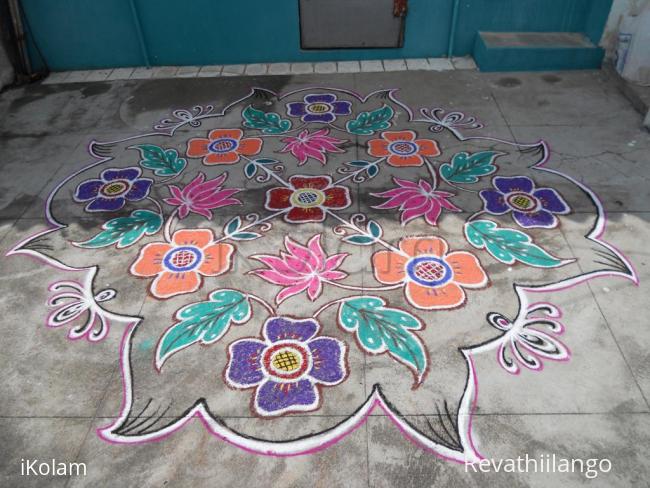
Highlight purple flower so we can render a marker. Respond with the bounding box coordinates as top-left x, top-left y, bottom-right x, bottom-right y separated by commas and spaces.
225, 316, 348, 416
286, 94, 352, 123
74, 167, 153, 212
479, 176, 570, 229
